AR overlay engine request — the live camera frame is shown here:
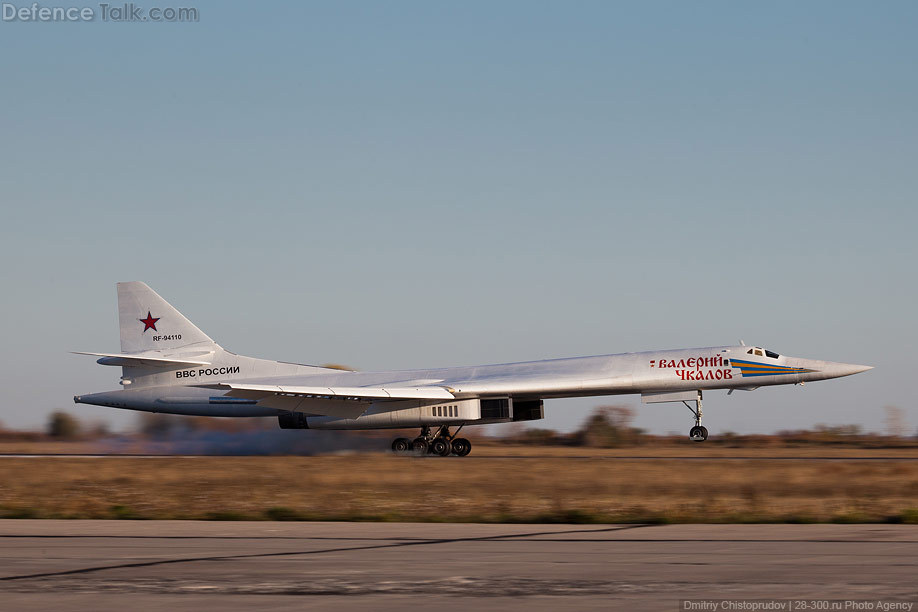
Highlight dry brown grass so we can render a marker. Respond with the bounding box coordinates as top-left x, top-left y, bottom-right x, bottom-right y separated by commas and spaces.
1, 451, 916, 523
470, 444, 918, 458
